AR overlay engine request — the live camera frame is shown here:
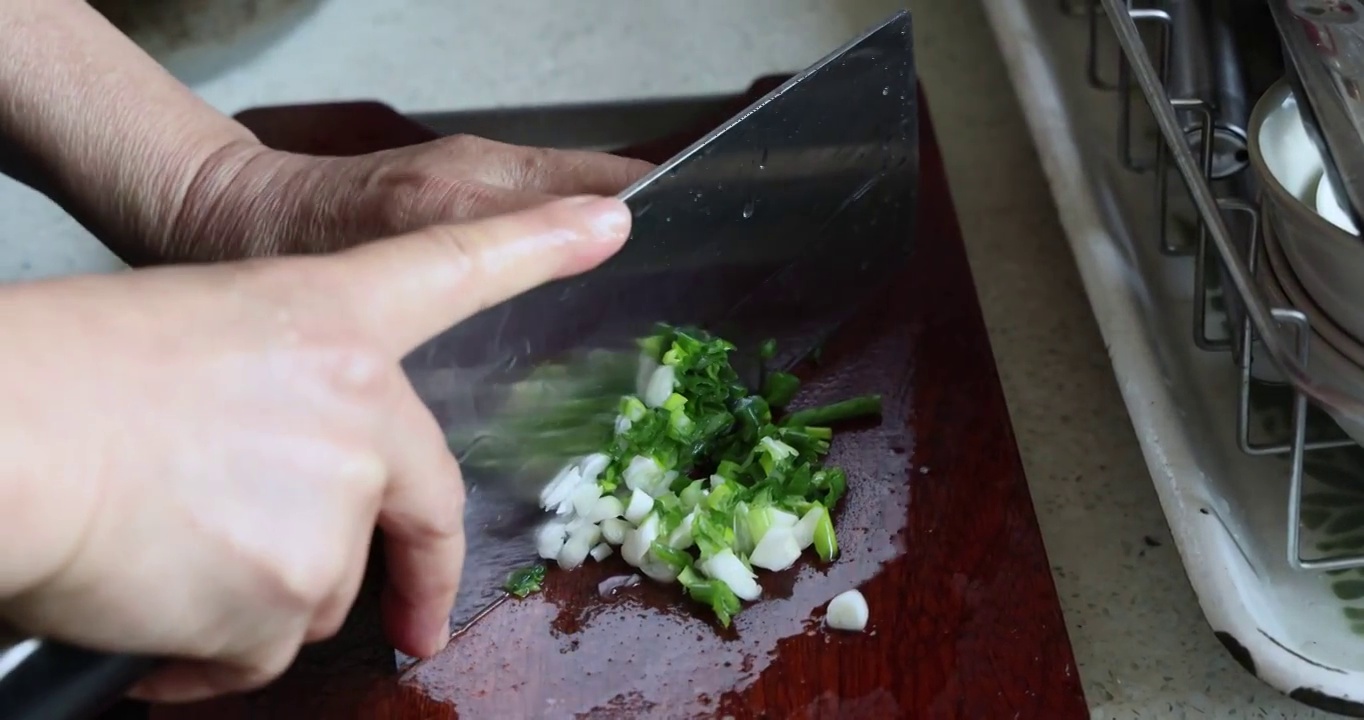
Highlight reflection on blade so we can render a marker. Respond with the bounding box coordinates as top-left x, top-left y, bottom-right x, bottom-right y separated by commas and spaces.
437, 347, 643, 499
396, 9, 916, 658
